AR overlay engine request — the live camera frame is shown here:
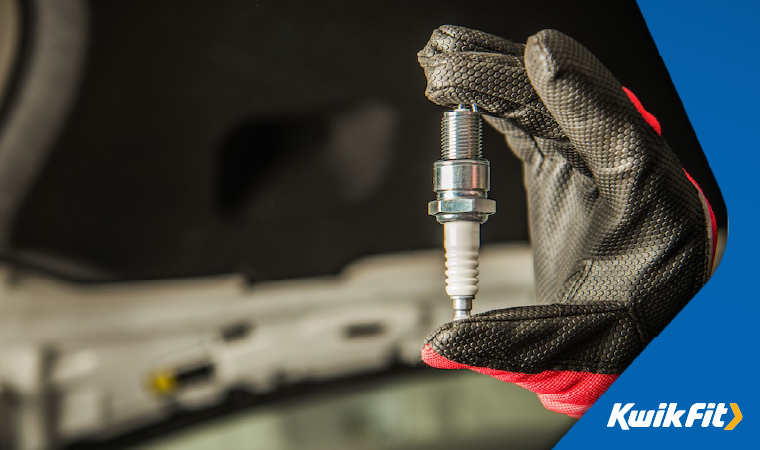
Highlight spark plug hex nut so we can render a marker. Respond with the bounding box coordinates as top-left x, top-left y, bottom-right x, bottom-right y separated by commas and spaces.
427, 198, 496, 217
